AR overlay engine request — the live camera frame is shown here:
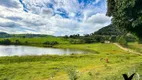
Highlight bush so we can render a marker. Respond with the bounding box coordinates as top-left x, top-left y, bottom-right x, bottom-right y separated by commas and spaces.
118, 36, 128, 47
125, 35, 137, 42
83, 37, 96, 43
14, 40, 21, 45
66, 68, 79, 80
24, 41, 28, 44
43, 41, 59, 46
95, 36, 105, 43
0, 39, 12, 45
110, 36, 117, 42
